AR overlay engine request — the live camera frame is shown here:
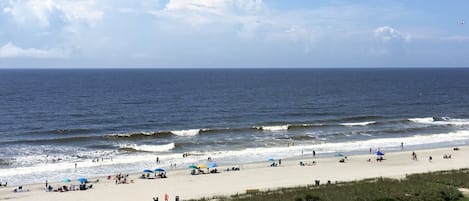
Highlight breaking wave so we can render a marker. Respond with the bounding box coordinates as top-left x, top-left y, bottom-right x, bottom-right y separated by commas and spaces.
254, 125, 290, 131
171, 129, 200, 136
340, 121, 377, 126
409, 117, 469, 126
118, 143, 175, 152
